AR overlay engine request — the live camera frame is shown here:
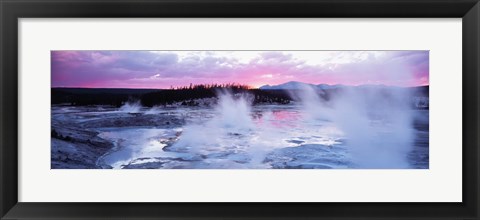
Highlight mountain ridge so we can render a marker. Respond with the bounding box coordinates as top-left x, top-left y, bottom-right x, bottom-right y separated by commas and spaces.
259, 81, 426, 90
